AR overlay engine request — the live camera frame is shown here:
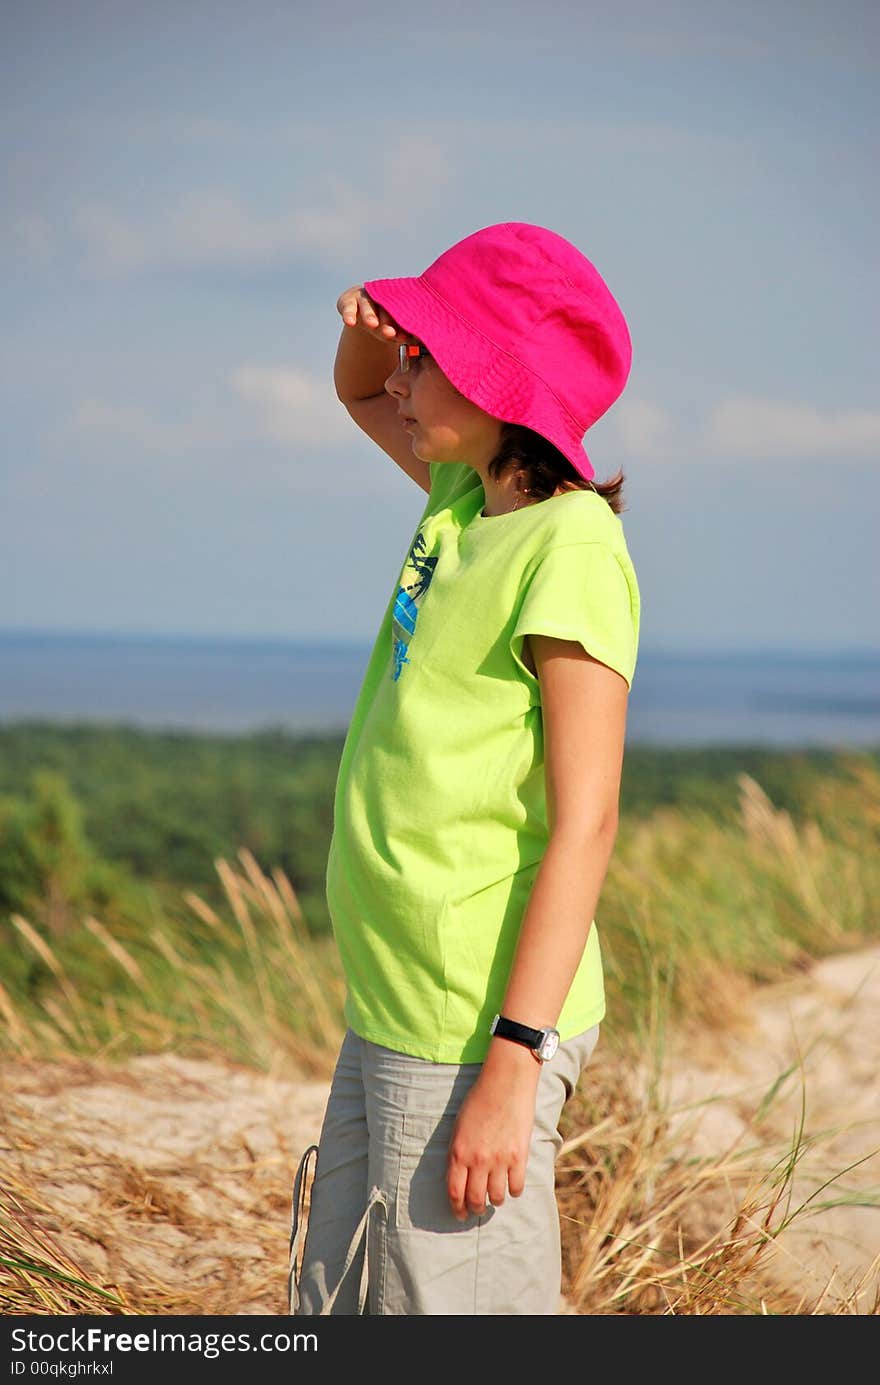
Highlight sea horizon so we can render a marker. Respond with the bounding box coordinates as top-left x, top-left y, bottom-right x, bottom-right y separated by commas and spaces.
2, 623, 879, 655
1, 627, 878, 748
